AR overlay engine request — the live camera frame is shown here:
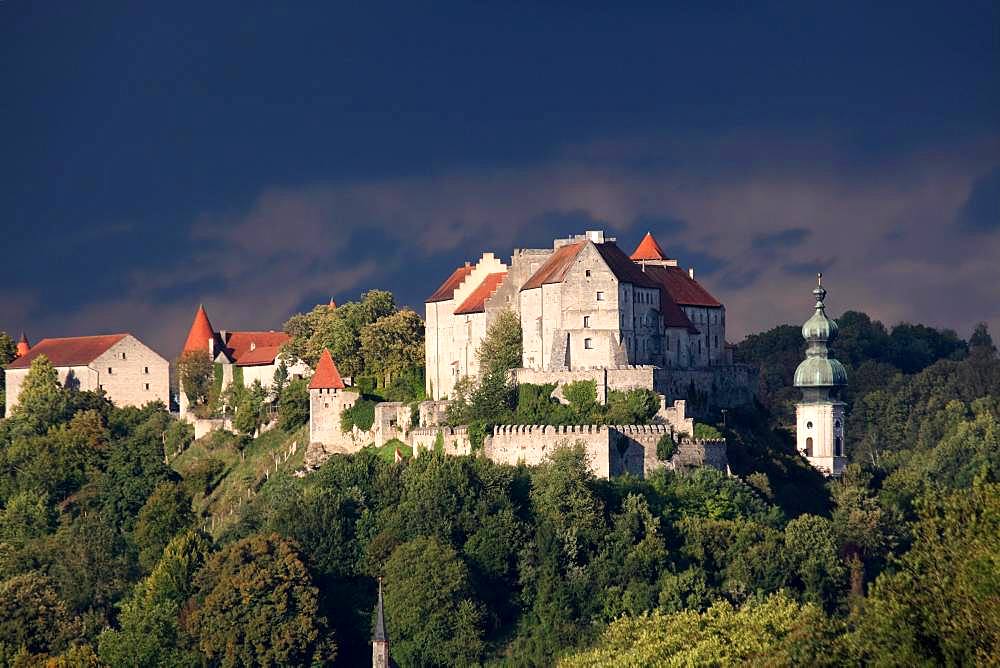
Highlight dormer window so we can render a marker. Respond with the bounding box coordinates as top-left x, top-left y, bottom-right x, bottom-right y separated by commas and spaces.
250, 342, 256, 351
